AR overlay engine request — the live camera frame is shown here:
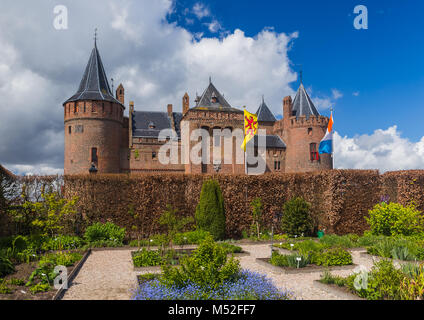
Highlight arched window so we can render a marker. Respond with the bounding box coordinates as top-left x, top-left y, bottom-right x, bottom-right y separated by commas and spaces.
310, 143, 319, 161
91, 147, 98, 164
